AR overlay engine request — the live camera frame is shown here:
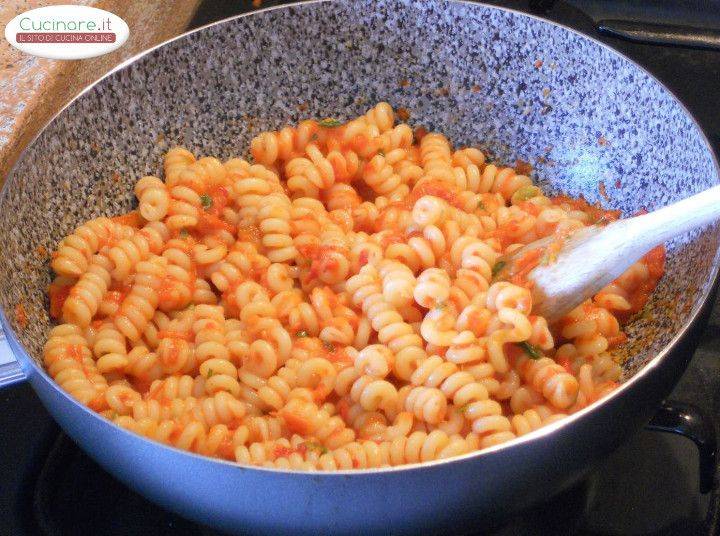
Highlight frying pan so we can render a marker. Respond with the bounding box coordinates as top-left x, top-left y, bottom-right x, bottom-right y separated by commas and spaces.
0, 1, 719, 533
